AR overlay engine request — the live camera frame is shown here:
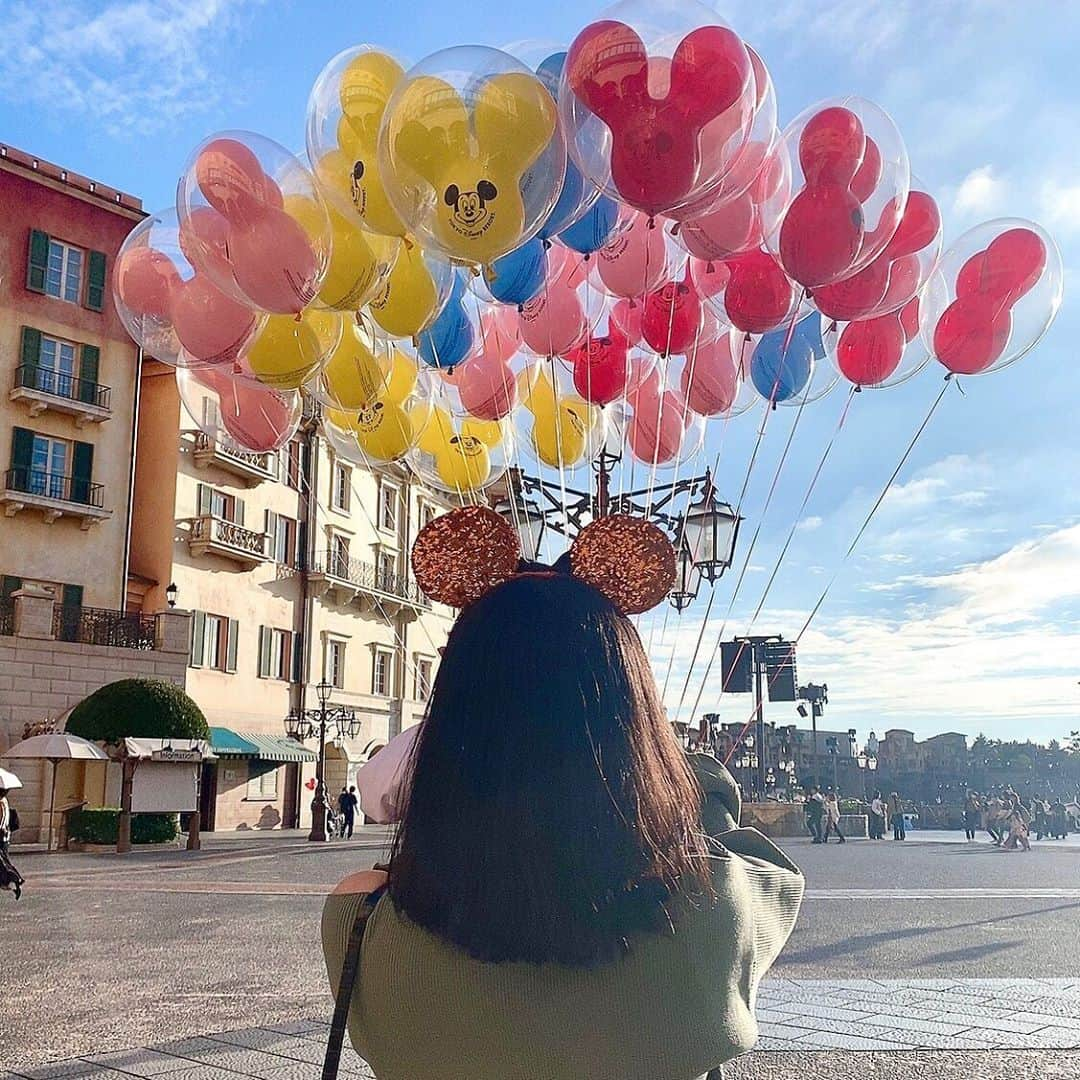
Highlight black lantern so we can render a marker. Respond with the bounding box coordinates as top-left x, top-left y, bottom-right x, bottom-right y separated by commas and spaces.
166, 582, 178, 609
682, 471, 741, 583
669, 541, 702, 612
